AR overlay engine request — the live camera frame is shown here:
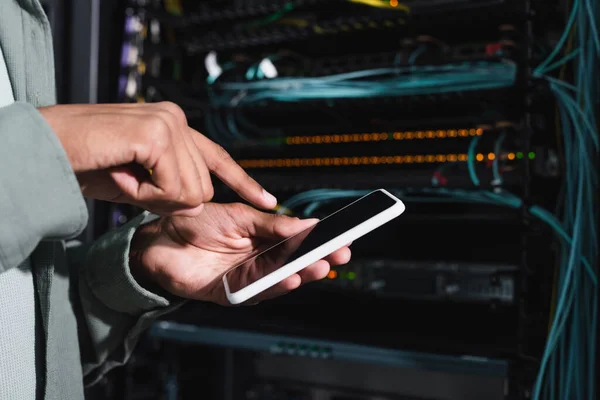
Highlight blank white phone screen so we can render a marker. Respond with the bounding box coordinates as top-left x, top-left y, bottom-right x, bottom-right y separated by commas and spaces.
224, 190, 397, 293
